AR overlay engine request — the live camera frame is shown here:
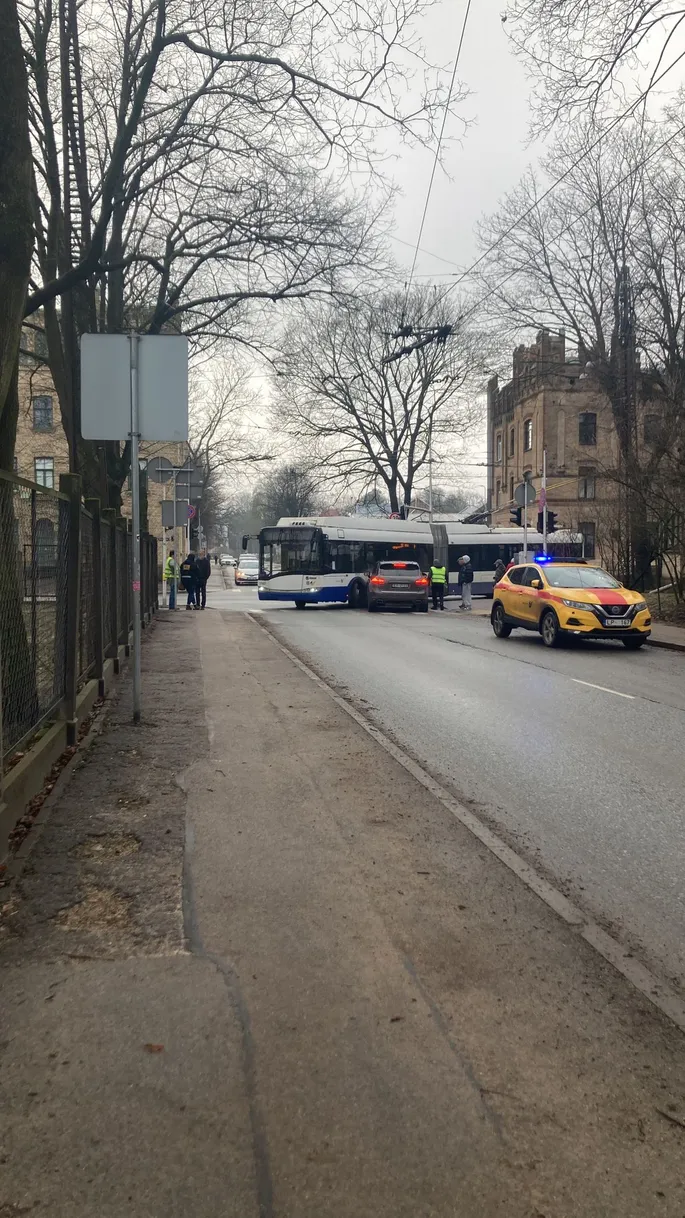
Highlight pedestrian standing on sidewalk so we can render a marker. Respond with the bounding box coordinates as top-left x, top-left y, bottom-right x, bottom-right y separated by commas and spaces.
429, 560, 447, 611
164, 549, 178, 610
458, 555, 473, 610
196, 550, 212, 610
180, 552, 199, 610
